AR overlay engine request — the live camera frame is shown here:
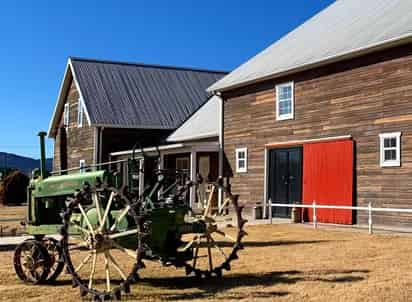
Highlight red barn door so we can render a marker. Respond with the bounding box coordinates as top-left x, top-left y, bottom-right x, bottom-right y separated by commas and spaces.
302, 139, 354, 224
